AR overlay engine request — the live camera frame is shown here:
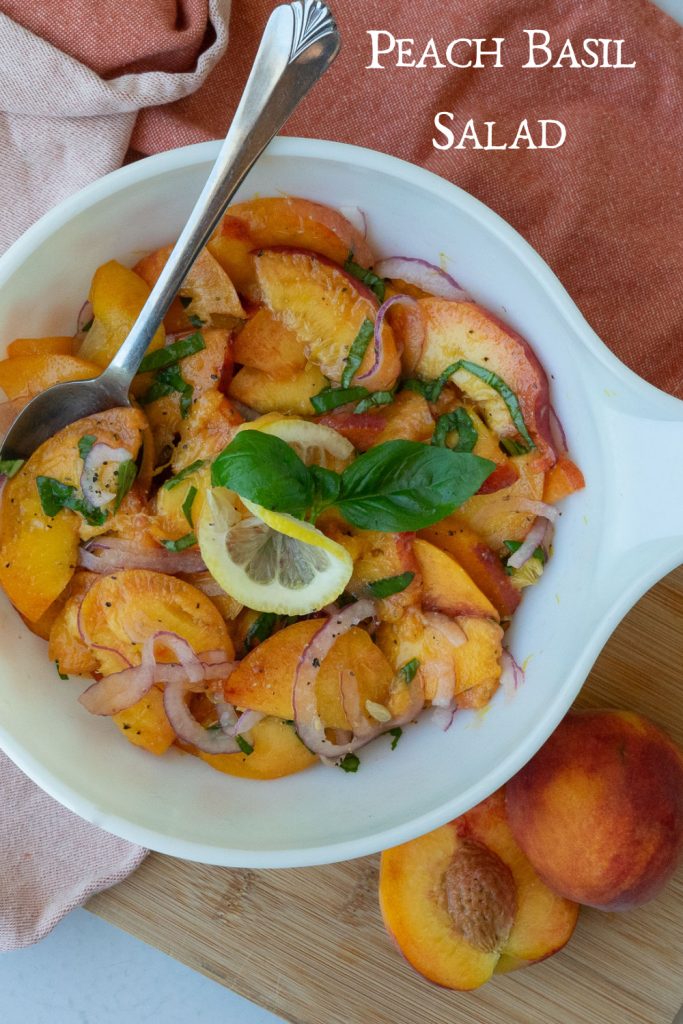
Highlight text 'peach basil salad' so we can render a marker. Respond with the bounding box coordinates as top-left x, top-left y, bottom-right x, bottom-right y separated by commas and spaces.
0, 196, 584, 779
